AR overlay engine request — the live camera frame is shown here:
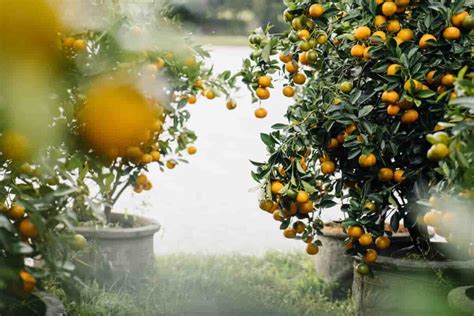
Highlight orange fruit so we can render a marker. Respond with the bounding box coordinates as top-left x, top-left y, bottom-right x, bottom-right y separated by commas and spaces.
136, 174, 148, 186
19, 219, 38, 238
401, 109, 419, 124
259, 200, 274, 212
141, 154, 153, 165
381, 90, 400, 104
226, 99, 237, 110
308, 4, 324, 18
166, 160, 177, 169
328, 138, 339, 150
354, 26, 372, 40
254, 107, 268, 119
358, 153, 377, 168
316, 33, 328, 45
293, 72, 307, 85
298, 201, 314, 214
374, 15, 387, 28
363, 46, 372, 59
419, 34, 437, 49
143, 181, 153, 191
441, 73, 456, 87
187, 95, 197, 104
258, 75, 272, 88
271, 181, 284, 195
285, 61, 299, 73
63, 37, 75, 48
150, 150, 161, 161
294, 221, 306, 234
321, 161, 336, 175
427, 143, 450, 161
443, 27, 461, 40
347, 226, 364, 239
283, 227, 297, 239
387, 20, 401, 33
187, 146, 197, 155
283, 86, 295, 97
351, 44, 366, 58
387, 104, 401, 116
395, 0, 410, 5
363, 249, 378, 263
451, 11, 468, 27
306, 243, 319, 255
19, 271, 36, 294
387, 63, 401, 75
393, 170, 406, 183
378, 168, 394, 182
8, 204, 25, 220
375, 236, 391, 249
299, 52, 309, 65
256, 87, 270, 100
279, 53, 293, 63
404, 79, 422, 92
397, 28, 414, 41
425, 70, 439, 84
423, 210, 442, 227
73, 39, 87, 50
381, 2, 397, 17
371, 31, 387, 43
358, 233, 373, 246
297, 29, 311, 41
296, 191, 310, 204
273, 210, 283, 222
